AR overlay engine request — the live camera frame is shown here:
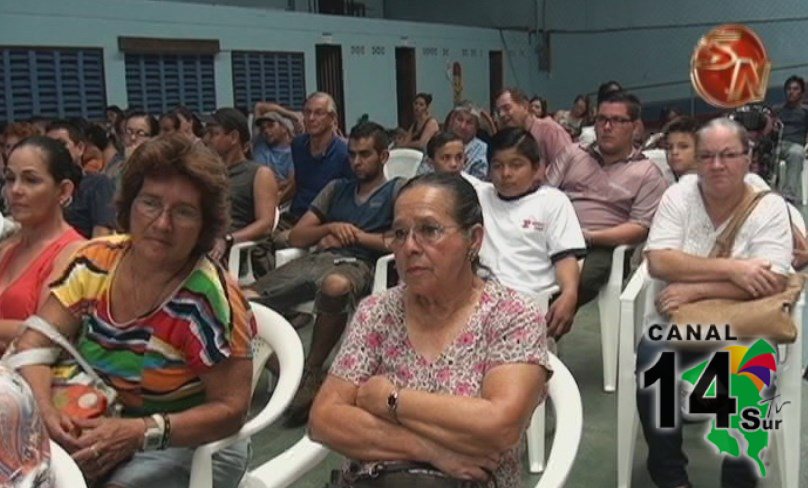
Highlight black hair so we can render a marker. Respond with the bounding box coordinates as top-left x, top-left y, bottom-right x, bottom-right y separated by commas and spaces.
664, 116, 700, 136
11, 136, 82, 193
415, 93, 433, 106
85, 124, 110, 150
348, 121, 390, 154
598, 91, 641, 120
597, 80, 623, 105
397, 172, 485, 272
529, 96, 548, 117
160, 111, 182, 132
490, 127, 542, 166
784, 75, 805, 93
426, 131, 463, 159
45, 119, 86, 144
173, 105, 204, 137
